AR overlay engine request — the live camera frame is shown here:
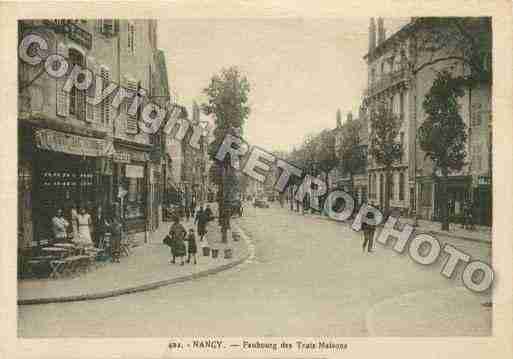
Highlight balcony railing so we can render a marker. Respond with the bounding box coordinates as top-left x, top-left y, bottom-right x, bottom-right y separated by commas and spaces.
364, 68, 409, 98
